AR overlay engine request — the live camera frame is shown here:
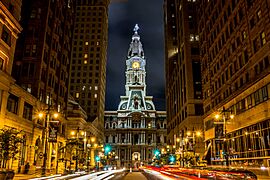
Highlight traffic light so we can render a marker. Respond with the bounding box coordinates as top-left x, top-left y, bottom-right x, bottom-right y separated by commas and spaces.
105, 144, 111, 154
95, 156, 100, 162
154, 149, 160, 156
169, 155, 176, 163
